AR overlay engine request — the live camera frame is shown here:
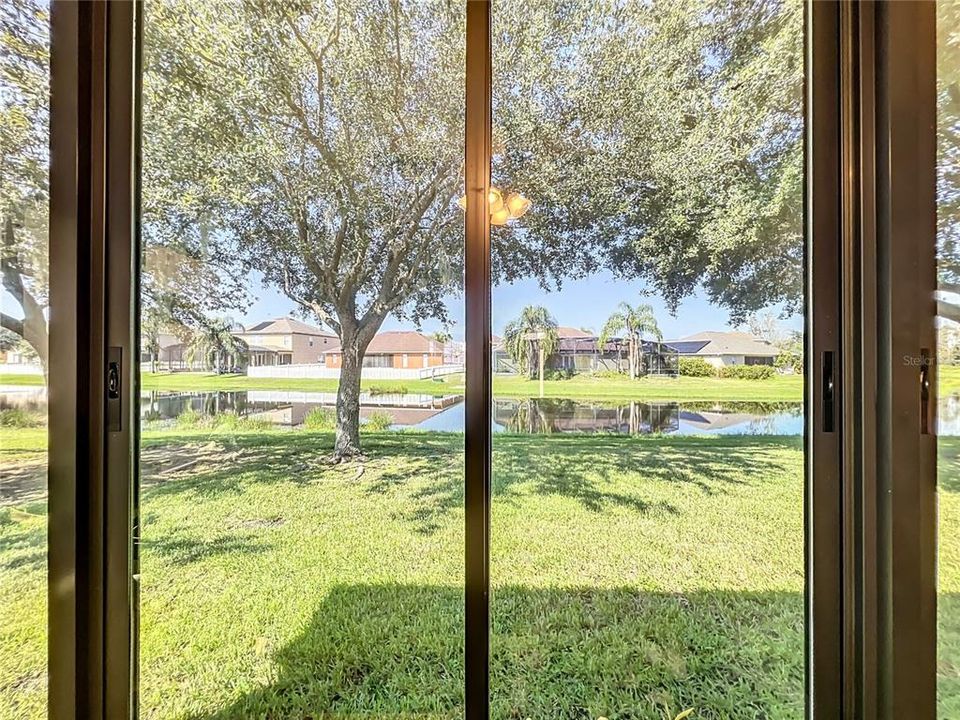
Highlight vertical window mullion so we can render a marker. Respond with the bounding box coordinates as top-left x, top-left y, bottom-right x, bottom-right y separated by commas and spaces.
464, 1, 492, 718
